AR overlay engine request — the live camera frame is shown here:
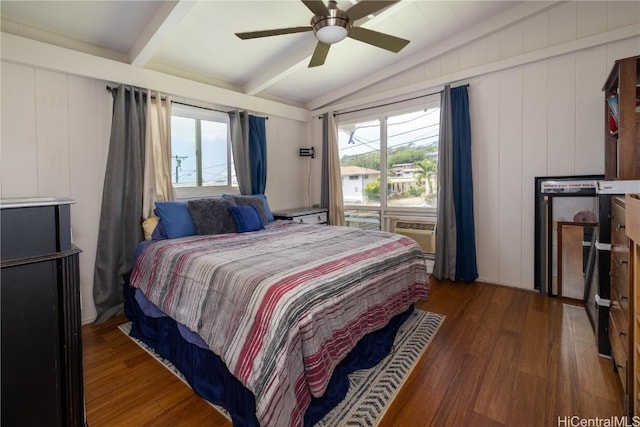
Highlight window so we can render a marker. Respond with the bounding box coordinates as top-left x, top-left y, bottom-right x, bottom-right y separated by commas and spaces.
338, 102, 440, 231
171, 103, 236, 197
